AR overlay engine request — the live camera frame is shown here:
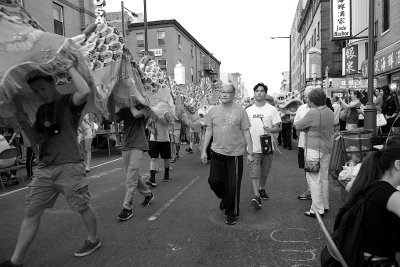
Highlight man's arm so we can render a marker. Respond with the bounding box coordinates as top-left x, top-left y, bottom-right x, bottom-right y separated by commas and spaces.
130, 107, 144, 118
200, 126, 212, 164
243, 128, 254, 162
69, 67, 90, 106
